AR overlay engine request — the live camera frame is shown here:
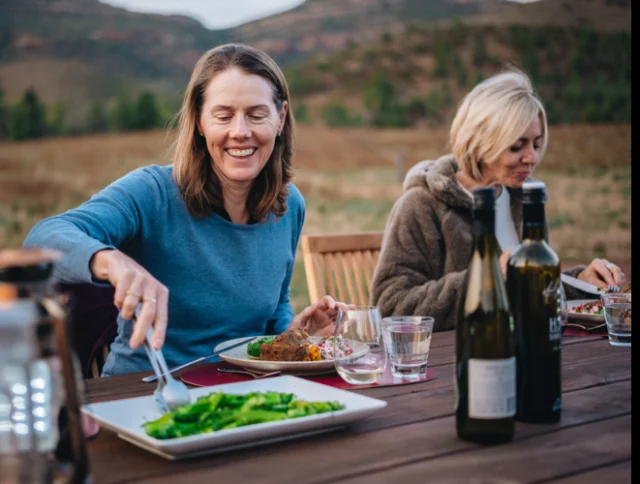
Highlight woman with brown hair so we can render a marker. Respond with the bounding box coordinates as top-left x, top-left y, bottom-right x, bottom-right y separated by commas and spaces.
23, 44, 336, 376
